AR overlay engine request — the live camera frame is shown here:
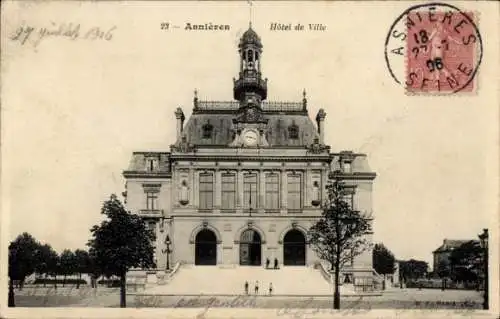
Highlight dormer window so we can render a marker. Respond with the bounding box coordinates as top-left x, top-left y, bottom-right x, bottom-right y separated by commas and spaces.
342, 161, 352, 173
288, 122, 299, 139
146, 157, 158, 171
202, 121, 213, 139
